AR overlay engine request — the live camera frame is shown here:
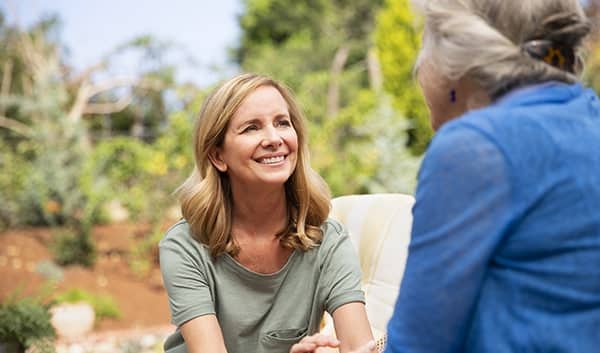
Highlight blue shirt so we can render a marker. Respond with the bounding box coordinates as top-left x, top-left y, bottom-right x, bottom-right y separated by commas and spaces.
385, 83, 600, 353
